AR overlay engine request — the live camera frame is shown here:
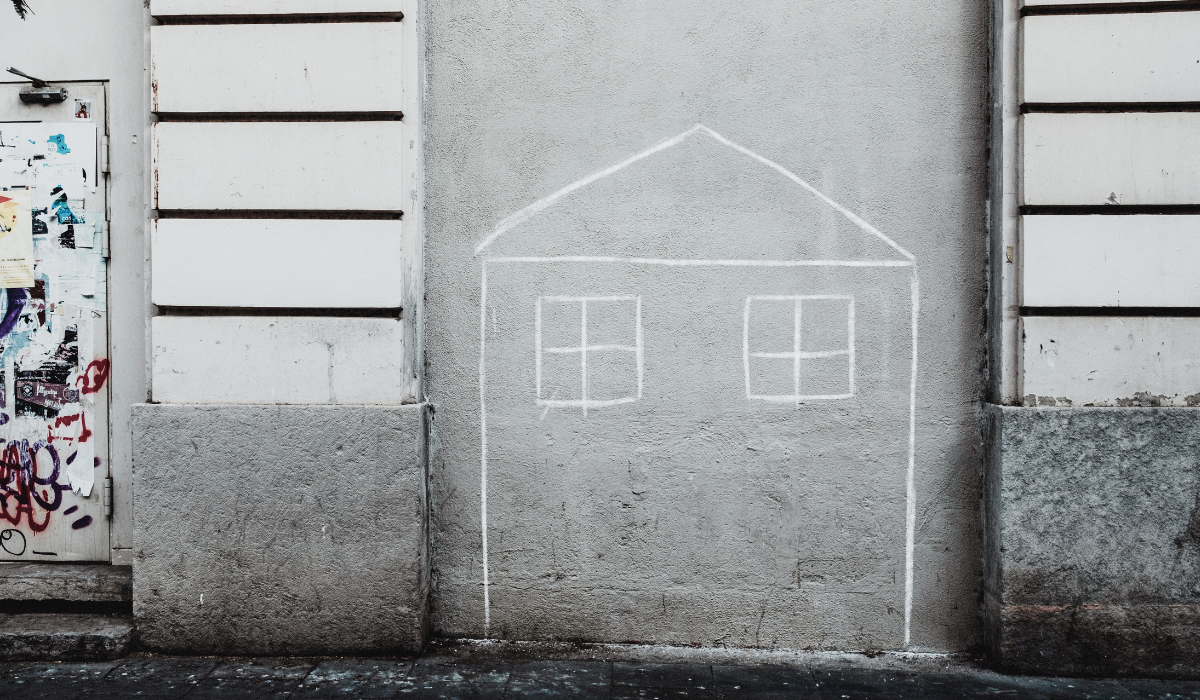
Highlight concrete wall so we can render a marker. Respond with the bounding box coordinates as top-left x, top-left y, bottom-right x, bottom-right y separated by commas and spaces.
425, 0, 988, 650
985, 406, 1200, 678
132, 404, 429, 655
